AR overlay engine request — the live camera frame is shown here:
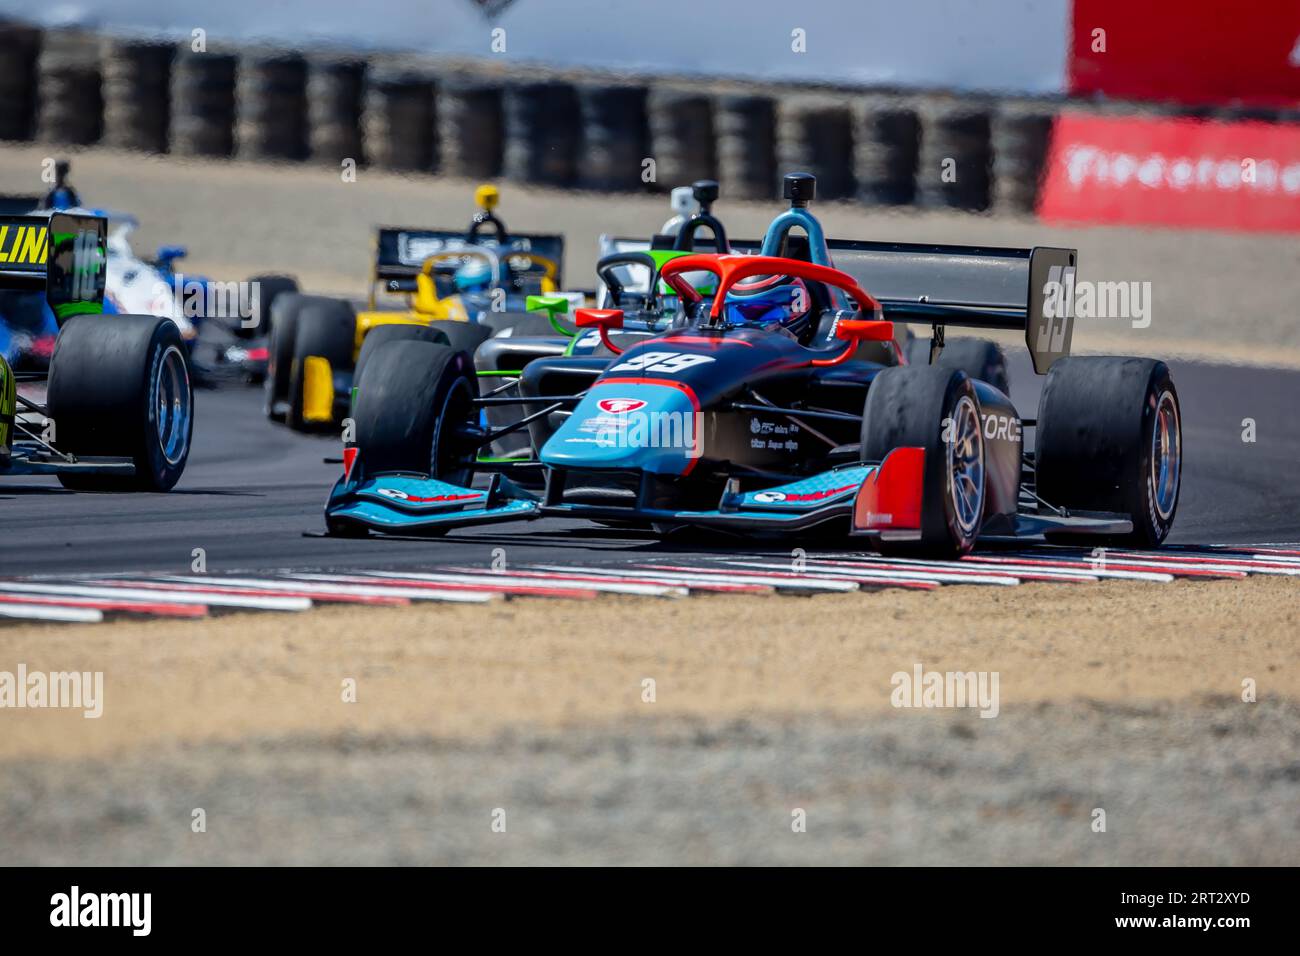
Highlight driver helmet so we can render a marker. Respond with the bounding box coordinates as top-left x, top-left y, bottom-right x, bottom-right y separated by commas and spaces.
723, 274, 812, 336
453, 258, 493, 293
